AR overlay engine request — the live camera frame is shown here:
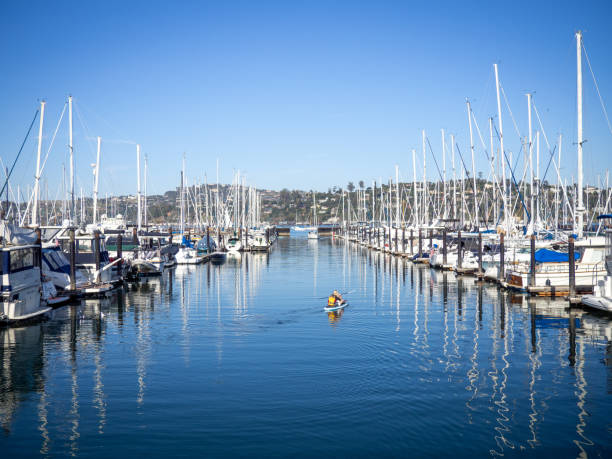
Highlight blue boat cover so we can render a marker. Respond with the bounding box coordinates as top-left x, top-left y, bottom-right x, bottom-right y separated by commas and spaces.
597, 214, 612, 220
181, 236, 194, 248
535, 248, 579, 263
